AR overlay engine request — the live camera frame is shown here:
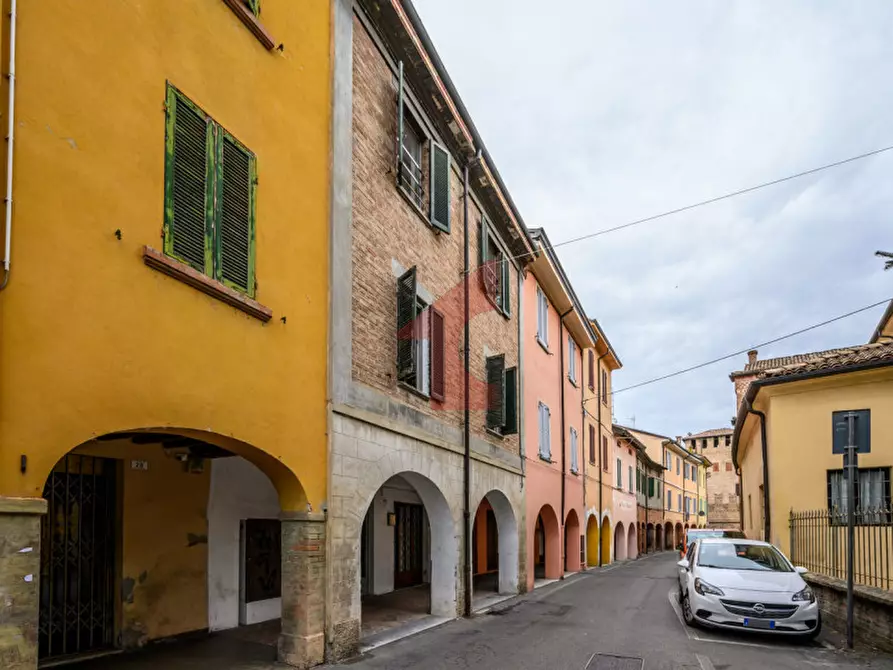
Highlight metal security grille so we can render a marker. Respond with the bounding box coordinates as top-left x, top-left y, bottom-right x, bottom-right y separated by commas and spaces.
39, 455, 117, 660
394, 502, 424, 589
